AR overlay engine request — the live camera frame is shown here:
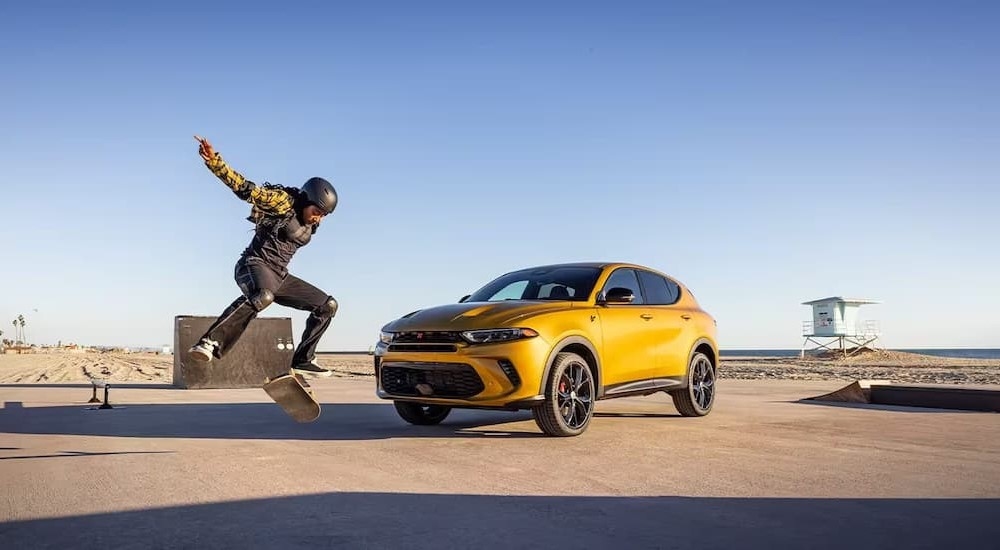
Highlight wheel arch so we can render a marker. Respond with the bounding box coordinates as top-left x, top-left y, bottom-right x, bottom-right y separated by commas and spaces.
540, 336, 602, 395
686, 338, 717, 386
